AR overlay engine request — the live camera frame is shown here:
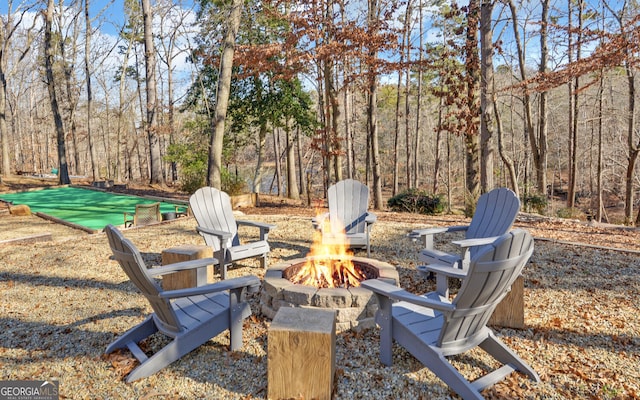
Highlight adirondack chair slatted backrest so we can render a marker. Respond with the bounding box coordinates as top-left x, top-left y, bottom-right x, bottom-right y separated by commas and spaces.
466, 188, 520, 240
189, 187, 239, 251
105, 225, 182, 333
439, 229, 533, 348
328, 179, 370, 235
